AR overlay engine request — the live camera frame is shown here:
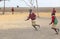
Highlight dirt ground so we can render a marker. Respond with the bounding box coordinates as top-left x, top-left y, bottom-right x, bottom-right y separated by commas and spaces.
0, 12, 60, 39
